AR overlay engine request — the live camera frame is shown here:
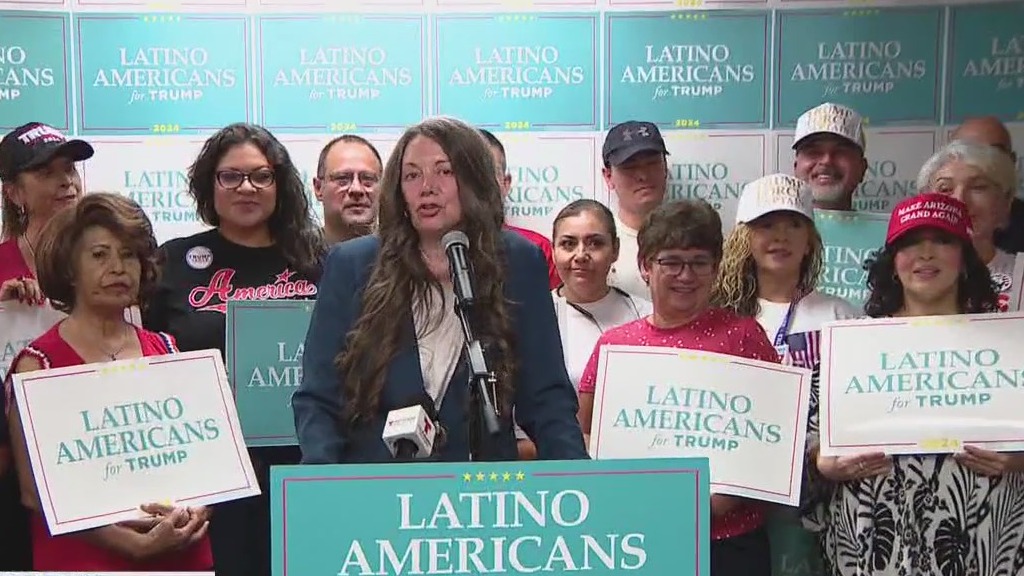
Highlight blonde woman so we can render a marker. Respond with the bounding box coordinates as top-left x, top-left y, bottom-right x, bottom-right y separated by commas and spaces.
713, 174, 858, 363
711, 173, 858, 573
